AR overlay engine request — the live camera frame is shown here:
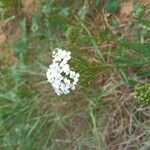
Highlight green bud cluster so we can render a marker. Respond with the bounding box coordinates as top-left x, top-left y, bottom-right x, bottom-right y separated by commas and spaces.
134, 83, 150, 103
66, 26, 79, 43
